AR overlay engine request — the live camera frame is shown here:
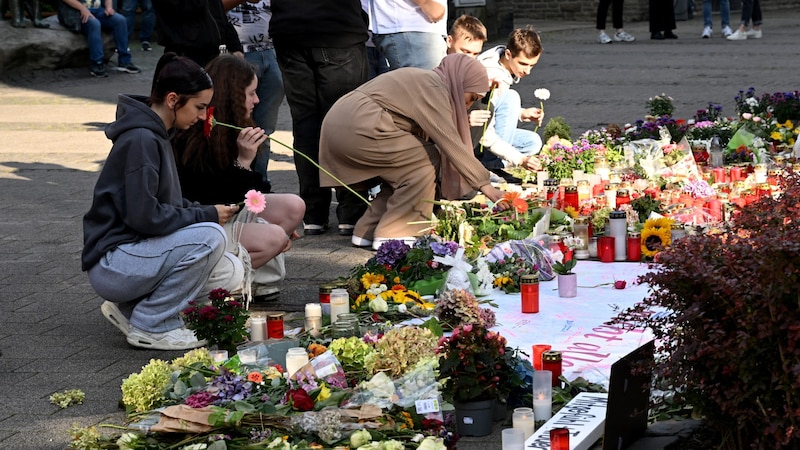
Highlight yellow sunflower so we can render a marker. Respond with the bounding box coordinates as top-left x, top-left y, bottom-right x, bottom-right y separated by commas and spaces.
360, 272, 385, 289
641, 218, 673, 258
